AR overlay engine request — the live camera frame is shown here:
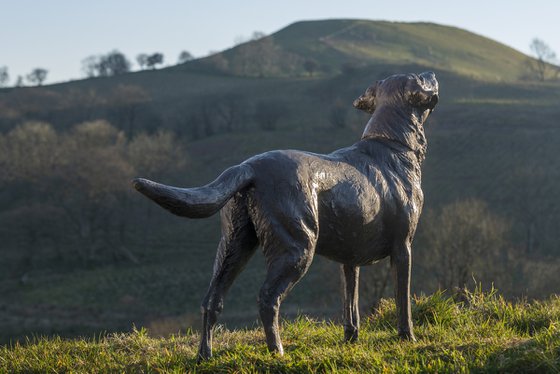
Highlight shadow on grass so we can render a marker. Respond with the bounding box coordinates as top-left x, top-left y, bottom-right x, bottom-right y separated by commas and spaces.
479, 331, 560, 373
